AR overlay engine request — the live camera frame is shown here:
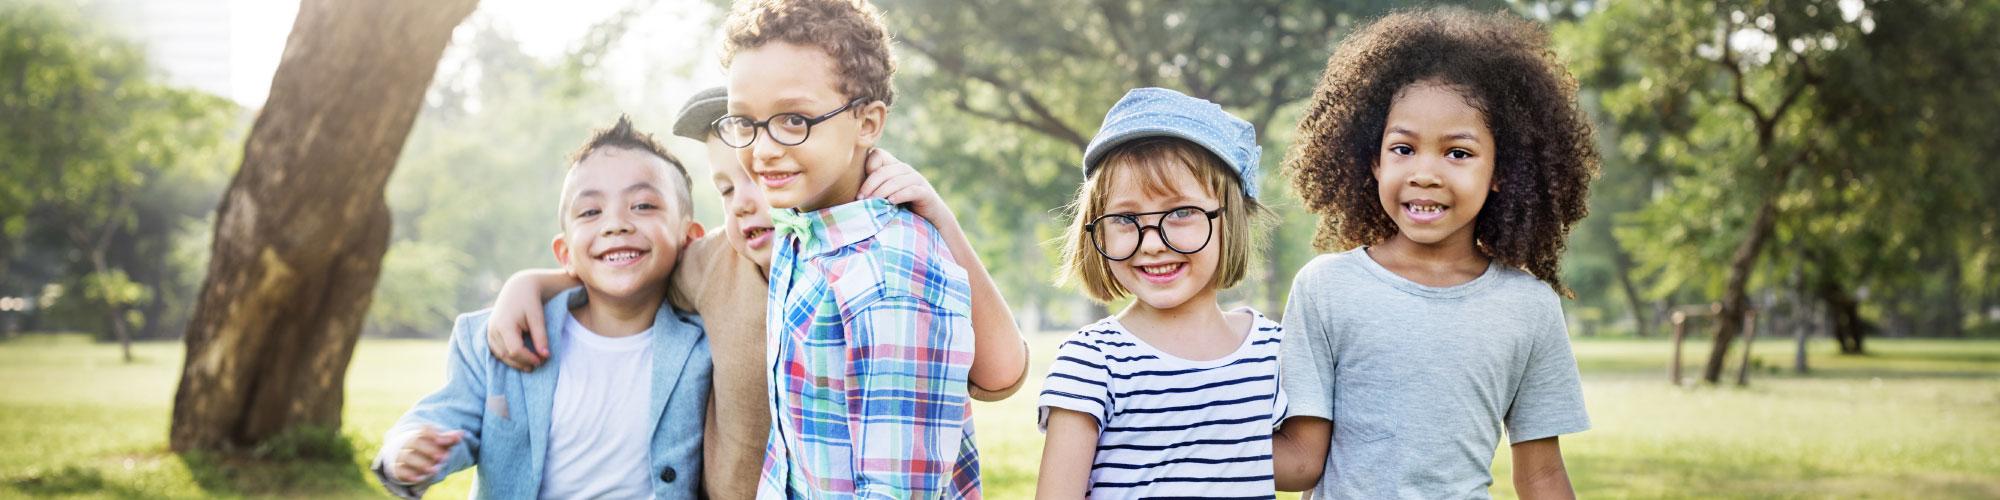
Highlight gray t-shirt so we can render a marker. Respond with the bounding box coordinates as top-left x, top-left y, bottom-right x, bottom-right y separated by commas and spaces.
1280, 248, 1590, 499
